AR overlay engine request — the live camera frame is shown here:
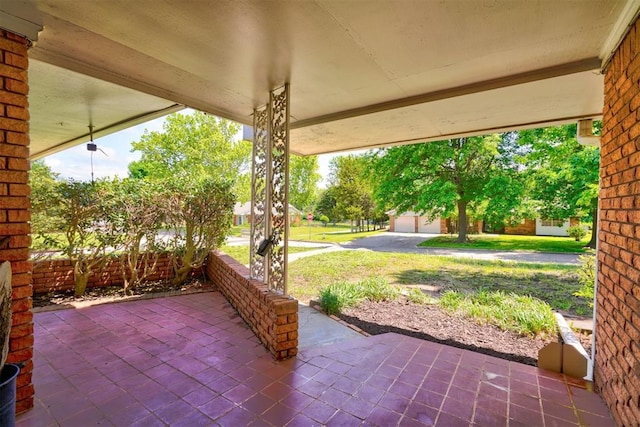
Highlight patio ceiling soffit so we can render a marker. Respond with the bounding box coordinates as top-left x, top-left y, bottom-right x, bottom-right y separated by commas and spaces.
0, 0, 639, 158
